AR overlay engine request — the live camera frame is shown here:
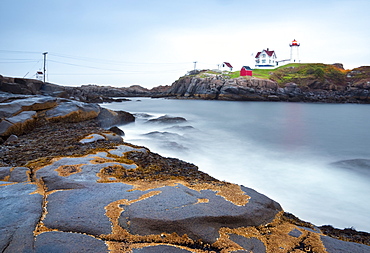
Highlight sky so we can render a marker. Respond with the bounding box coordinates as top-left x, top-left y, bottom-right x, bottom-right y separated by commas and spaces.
1, 0, 369, 88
